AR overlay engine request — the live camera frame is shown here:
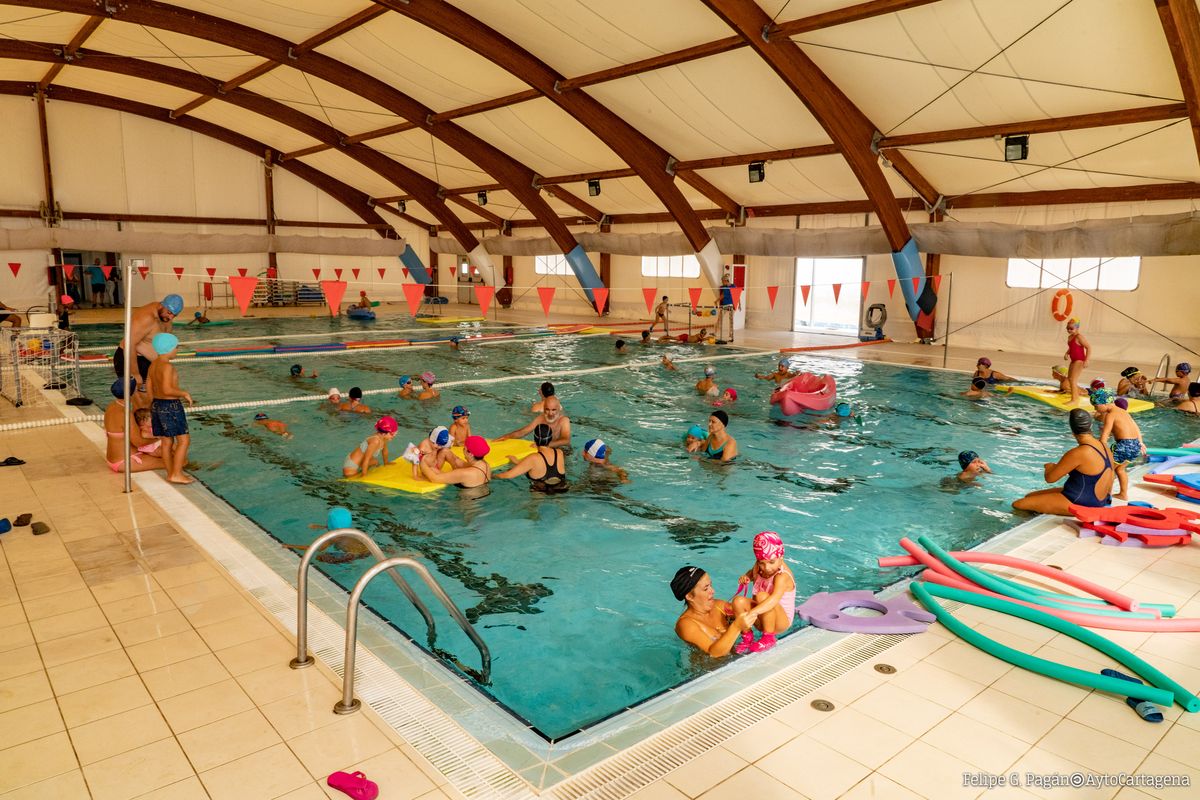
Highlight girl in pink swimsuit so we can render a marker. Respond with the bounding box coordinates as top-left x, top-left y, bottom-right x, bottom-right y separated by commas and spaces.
1064, 318, 1090, 406
733, 531, 796, 654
